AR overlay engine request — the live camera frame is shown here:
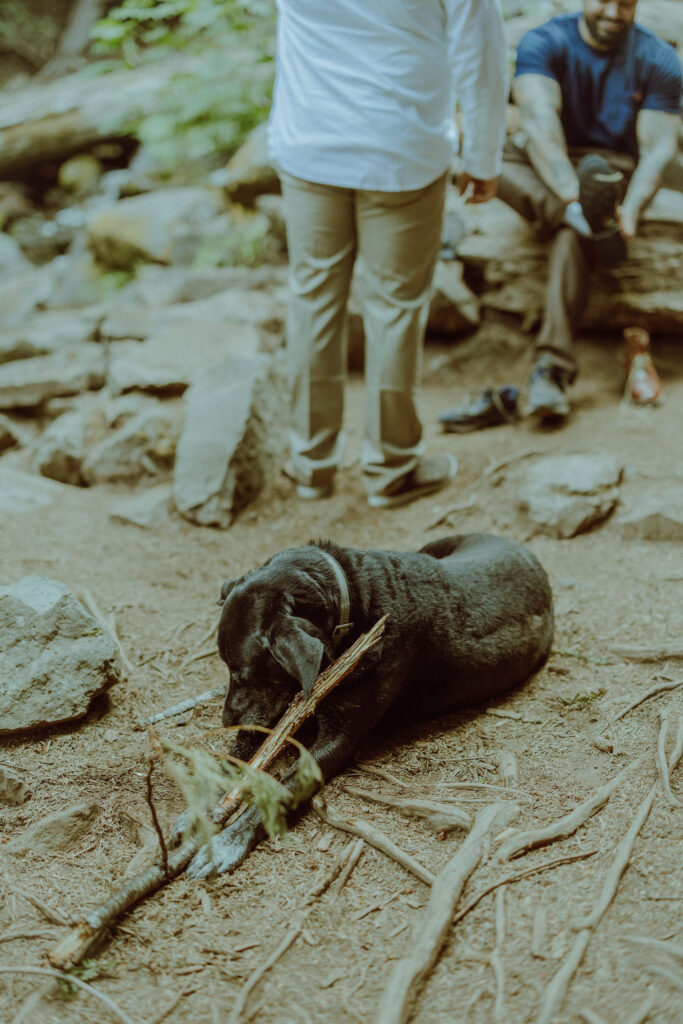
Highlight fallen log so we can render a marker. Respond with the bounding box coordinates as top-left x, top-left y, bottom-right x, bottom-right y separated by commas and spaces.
48, 615, 387, 971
